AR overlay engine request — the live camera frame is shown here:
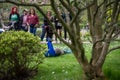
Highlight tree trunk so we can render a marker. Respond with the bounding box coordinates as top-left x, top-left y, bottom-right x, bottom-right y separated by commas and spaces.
83, 67, 106, 80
